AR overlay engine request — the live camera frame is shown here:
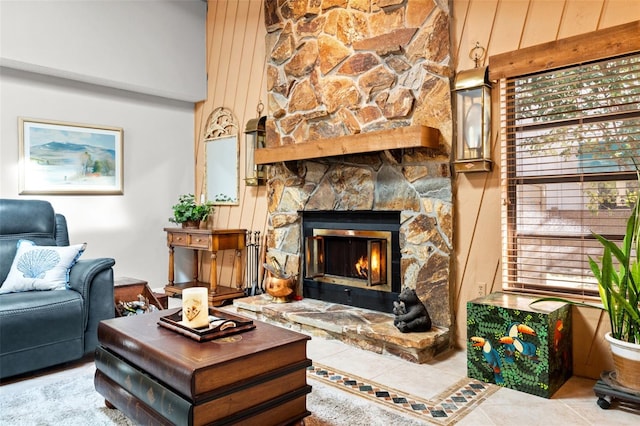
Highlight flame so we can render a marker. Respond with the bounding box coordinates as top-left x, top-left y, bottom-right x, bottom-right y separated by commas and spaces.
370, 251, 378, 269
355, 256, 368, 278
